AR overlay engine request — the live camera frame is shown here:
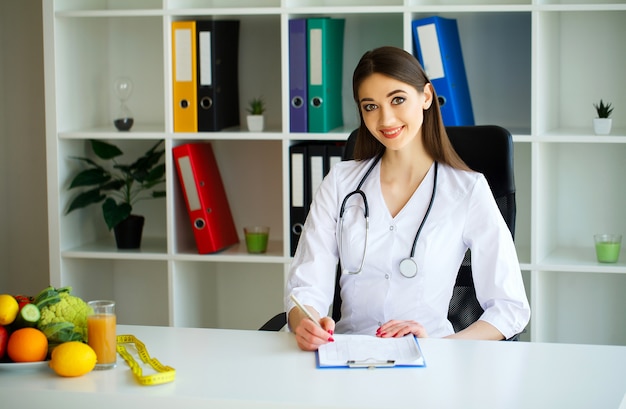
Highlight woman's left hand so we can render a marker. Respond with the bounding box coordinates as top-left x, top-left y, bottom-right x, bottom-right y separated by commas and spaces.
376, 320, 429, 338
